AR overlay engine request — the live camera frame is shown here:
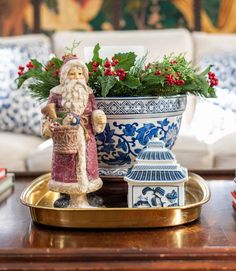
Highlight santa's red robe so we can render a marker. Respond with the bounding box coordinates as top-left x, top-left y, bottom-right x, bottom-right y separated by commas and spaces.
44, 88, 103, 195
